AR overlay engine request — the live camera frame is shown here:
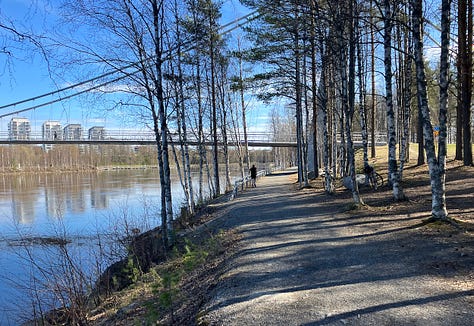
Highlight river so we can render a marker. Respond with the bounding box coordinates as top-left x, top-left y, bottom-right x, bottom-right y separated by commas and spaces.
0, 168, 244, 325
